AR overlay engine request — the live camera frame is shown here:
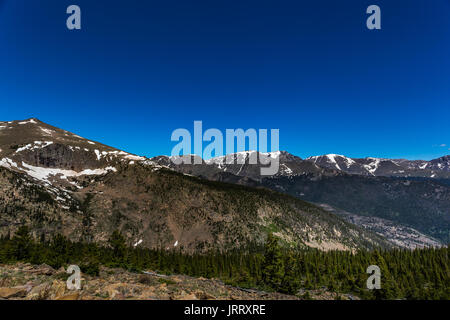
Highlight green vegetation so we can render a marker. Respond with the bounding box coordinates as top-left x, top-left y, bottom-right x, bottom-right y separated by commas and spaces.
262, 233, 284, 289
0, 228, 448, 300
